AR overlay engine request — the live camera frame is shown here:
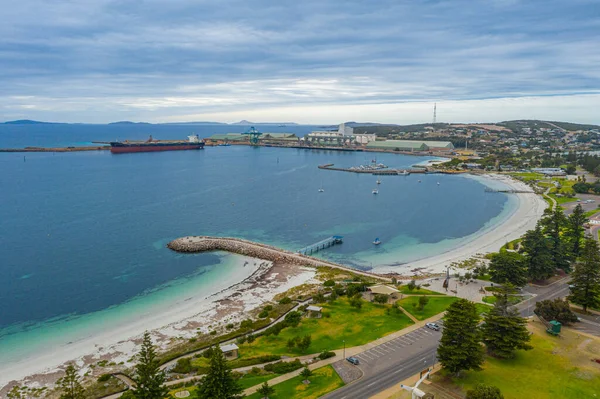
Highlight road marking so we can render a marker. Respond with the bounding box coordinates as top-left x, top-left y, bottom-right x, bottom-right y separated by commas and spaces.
367, 382, 377, 387
393, 368, 405, 374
